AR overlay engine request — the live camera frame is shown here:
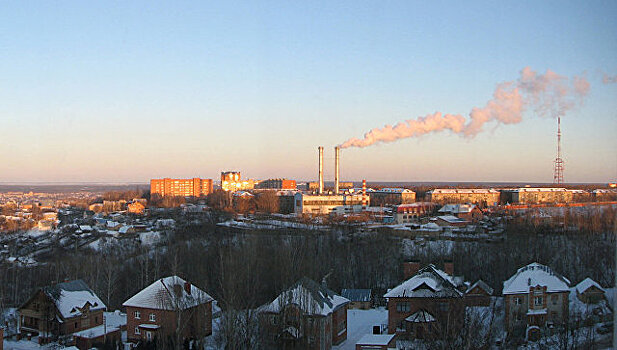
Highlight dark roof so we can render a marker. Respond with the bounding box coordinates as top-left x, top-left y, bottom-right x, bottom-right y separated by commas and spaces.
292, 277, 337, 311
341, 289, 372, 302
